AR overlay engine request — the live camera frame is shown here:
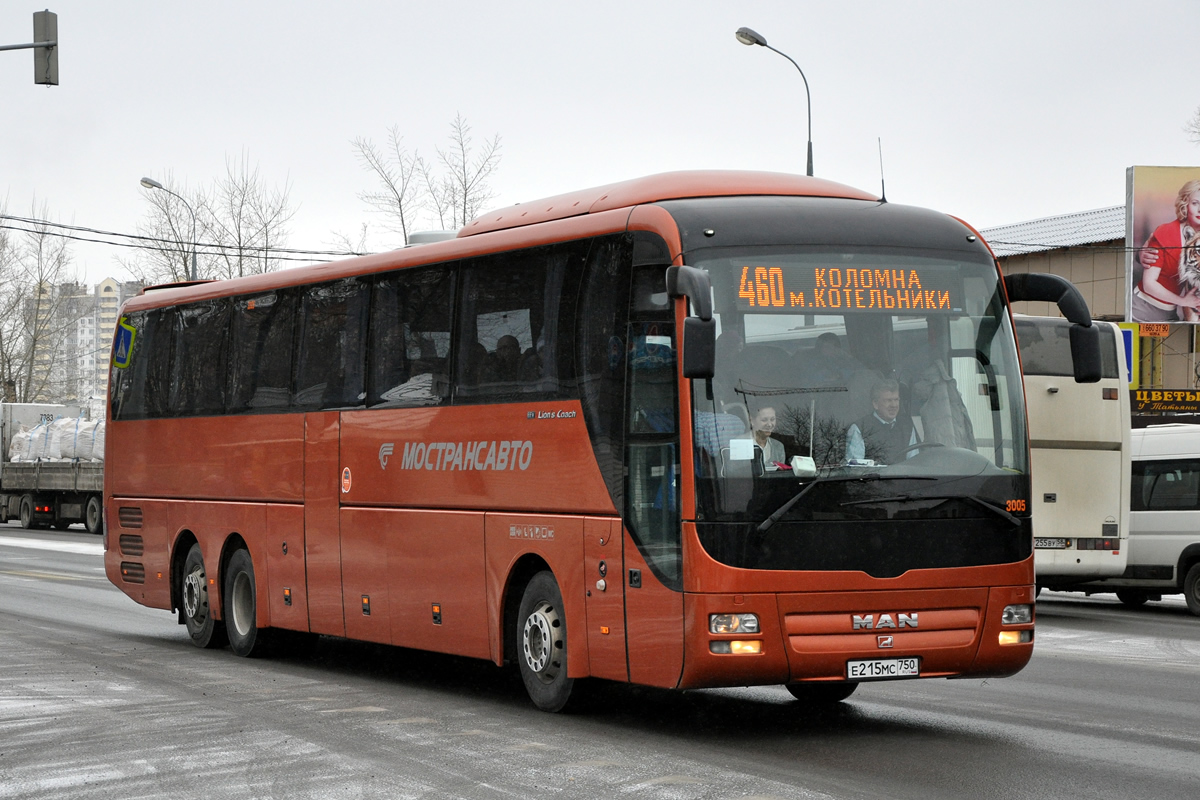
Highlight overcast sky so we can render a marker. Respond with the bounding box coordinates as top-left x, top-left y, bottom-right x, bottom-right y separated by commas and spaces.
3, 0, 1198, 286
